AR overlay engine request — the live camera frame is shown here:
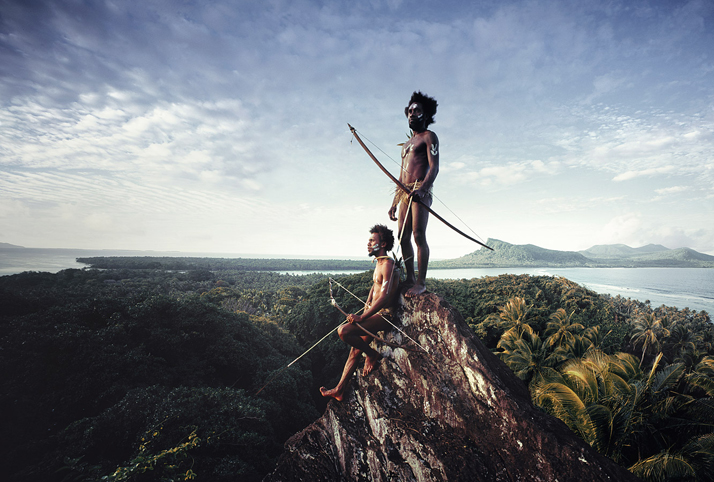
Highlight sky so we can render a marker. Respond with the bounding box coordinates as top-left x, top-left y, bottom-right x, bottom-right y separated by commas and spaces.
1, 0, 713, 259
